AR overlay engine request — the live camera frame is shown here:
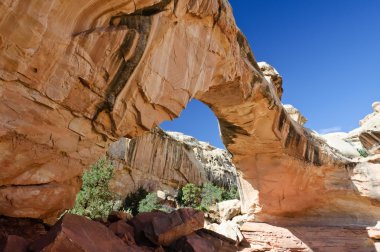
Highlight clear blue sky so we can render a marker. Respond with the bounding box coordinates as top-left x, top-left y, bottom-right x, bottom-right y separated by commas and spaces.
161, 0, 380, 149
